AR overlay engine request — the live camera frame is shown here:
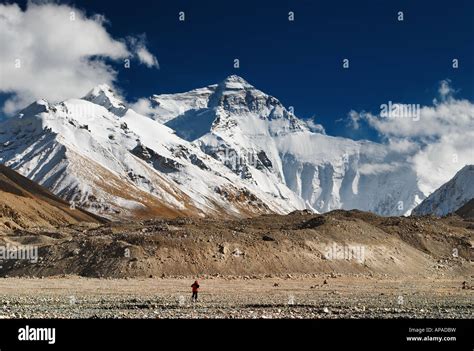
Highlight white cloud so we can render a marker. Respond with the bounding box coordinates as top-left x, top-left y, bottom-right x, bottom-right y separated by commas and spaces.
304, 118, 326, 134
359, 162, 402, 175
0, 2, 158, 114
410, 130, 474, 194
438, 79, 454, 100
346, 80, 474, 195
128, 35, 159, 68
386, 138, 419, 154
364, 99, 474, 138
136, 47, 159, 68
346, 110, 362, 130
130, 97, 156, 116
